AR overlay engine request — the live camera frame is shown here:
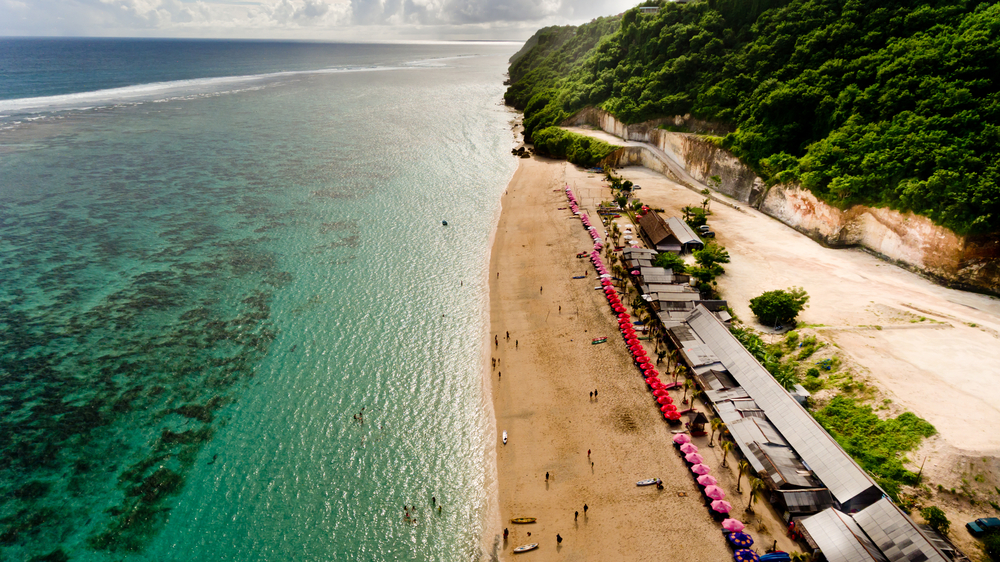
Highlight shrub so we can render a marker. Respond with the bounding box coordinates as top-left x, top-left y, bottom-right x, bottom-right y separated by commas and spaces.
750, 287, 809, 327
652, 252, 687, 274
920, 506, 950, 535
532, 127, 619, 167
